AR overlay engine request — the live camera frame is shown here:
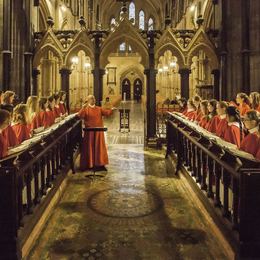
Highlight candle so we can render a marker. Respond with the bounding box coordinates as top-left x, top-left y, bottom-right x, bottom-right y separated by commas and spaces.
123, 92, 126, 102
